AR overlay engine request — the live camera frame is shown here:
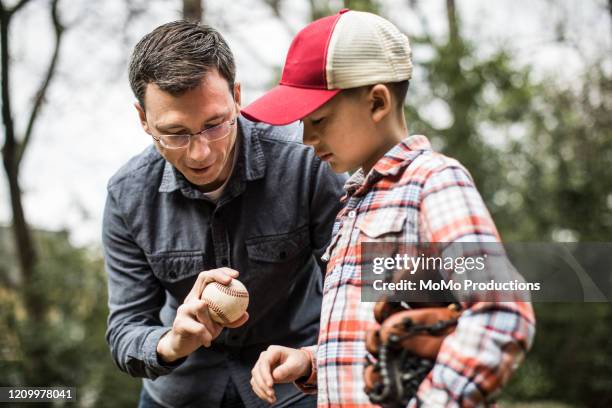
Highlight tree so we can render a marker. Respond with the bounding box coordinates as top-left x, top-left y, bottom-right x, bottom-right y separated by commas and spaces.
183, 0, 203, 22
398, 1, 612, 404
404, 0, 538, 236
0, 0, 64, 385
0, 2, 159, 403
0, 227, 142, 406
